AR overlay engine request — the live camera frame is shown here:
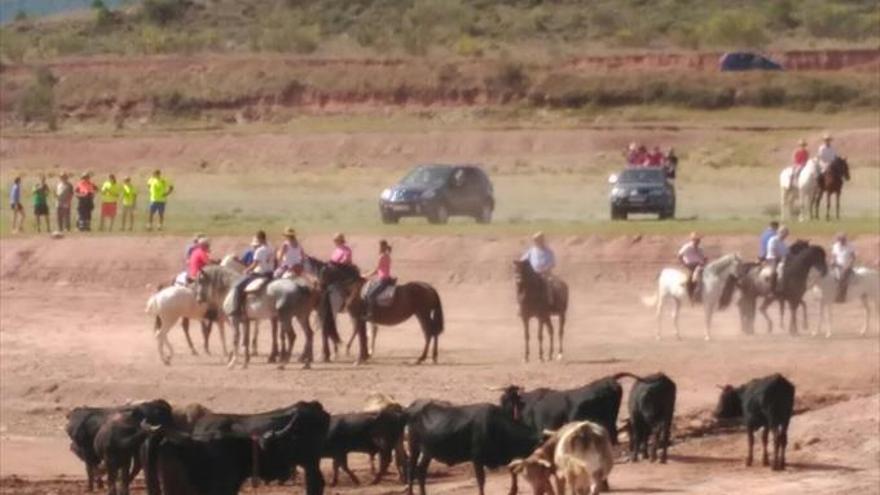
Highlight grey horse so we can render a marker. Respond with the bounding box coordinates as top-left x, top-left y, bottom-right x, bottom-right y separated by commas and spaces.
194, 265, 319, 369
